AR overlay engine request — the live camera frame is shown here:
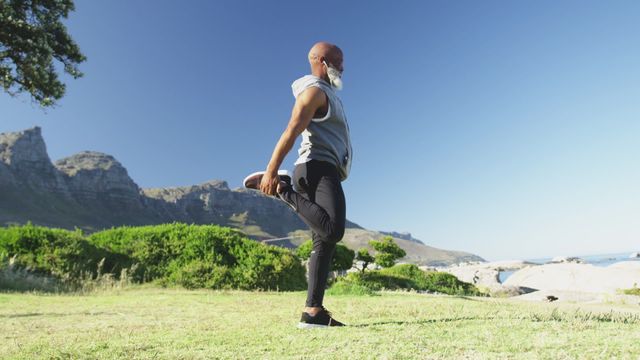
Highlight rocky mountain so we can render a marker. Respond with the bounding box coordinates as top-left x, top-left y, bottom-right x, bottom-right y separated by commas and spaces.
379, 230, 424, 244
0, 127, 485, 265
